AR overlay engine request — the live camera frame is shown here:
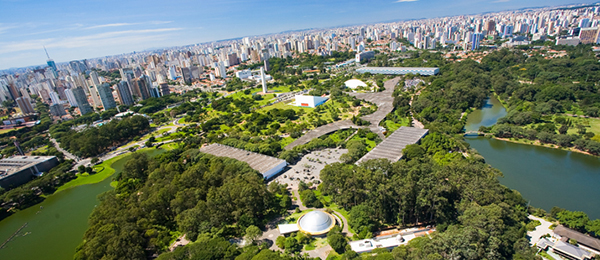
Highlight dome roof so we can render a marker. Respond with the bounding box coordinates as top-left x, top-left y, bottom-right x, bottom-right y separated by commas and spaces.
297, 210, 336, 235
344, 79, 368, 89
